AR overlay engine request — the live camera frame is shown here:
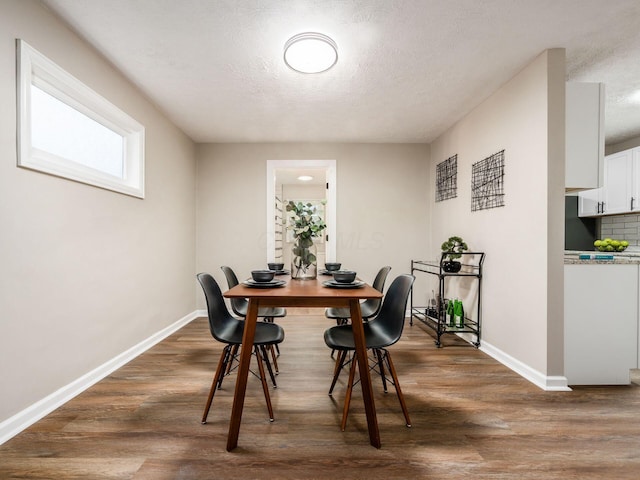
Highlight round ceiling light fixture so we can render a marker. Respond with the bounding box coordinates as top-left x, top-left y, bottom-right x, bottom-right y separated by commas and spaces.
284, 32, 338, 74
297, 175, 314, 181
